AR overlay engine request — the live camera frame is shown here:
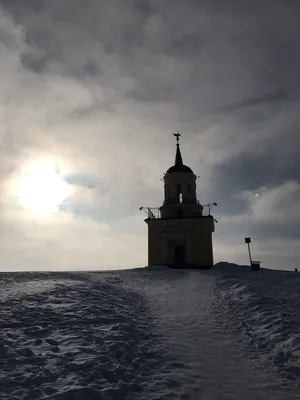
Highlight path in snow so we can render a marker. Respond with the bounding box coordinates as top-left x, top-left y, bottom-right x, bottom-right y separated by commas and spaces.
112, 266, 300, 399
